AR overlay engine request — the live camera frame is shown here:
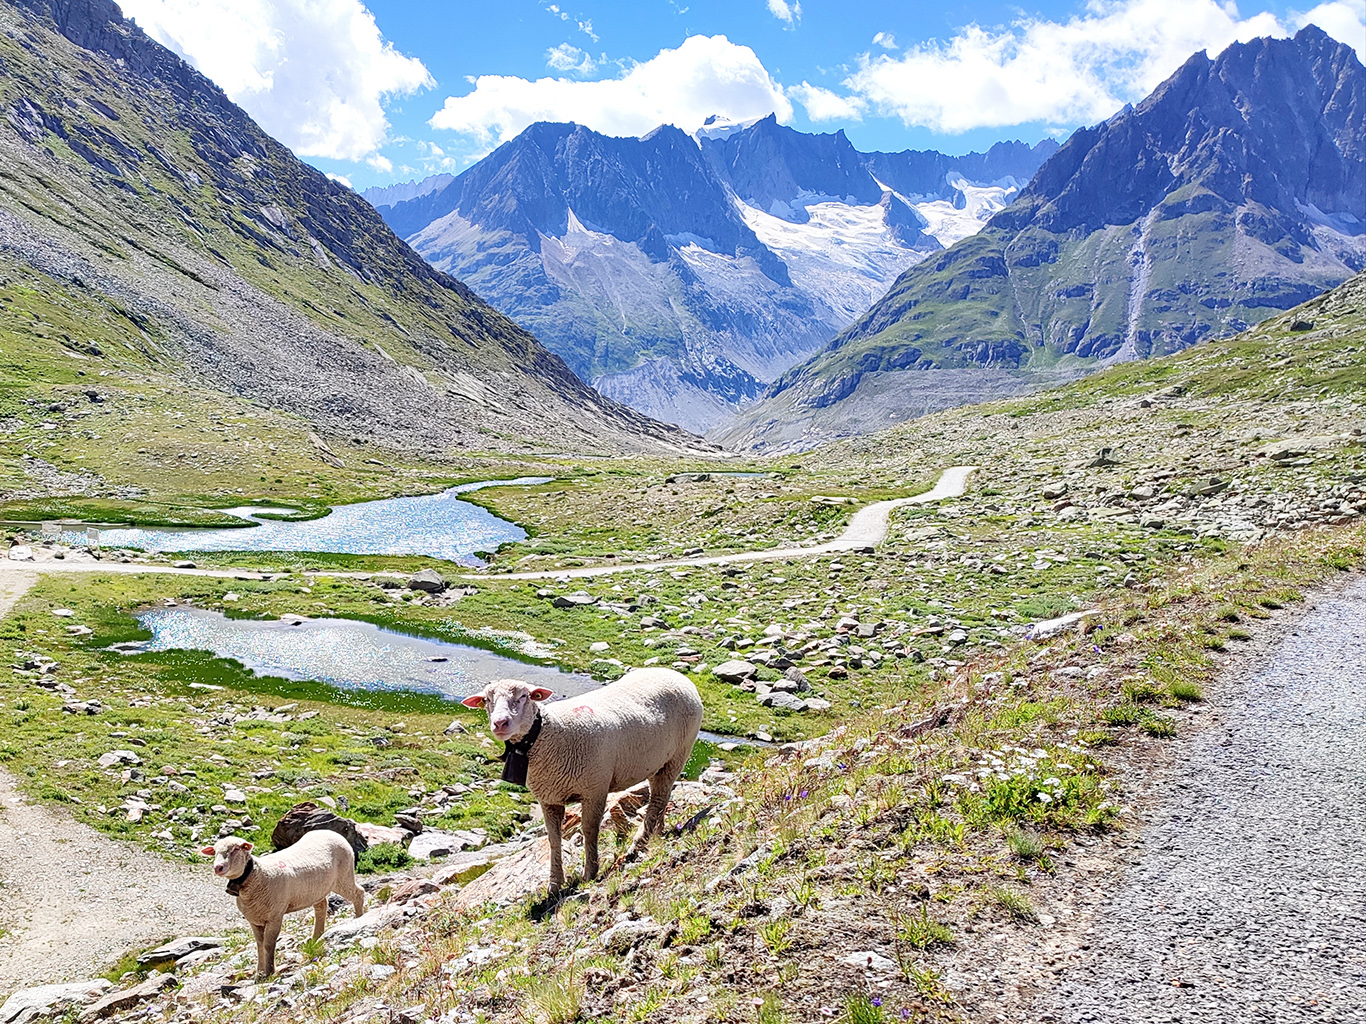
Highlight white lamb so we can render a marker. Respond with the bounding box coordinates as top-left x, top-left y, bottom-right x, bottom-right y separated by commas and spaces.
462, 667, 704, 891
202, 830, 365, 978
